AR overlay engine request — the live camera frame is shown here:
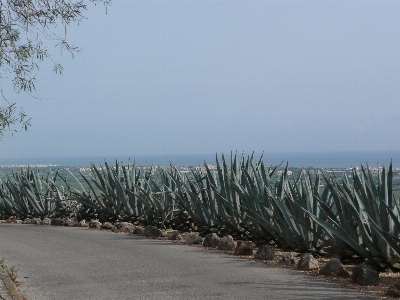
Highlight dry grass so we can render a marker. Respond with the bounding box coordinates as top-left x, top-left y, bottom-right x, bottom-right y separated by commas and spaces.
0, 259, 19, 284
